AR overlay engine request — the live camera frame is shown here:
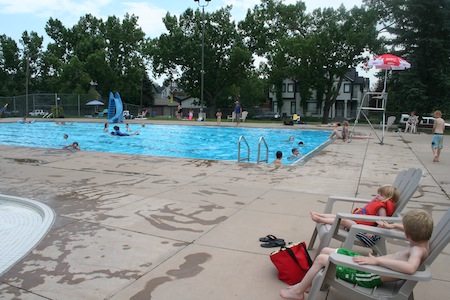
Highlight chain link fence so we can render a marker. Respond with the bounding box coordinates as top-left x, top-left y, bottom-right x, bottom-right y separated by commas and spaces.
0, 94, 141, 118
